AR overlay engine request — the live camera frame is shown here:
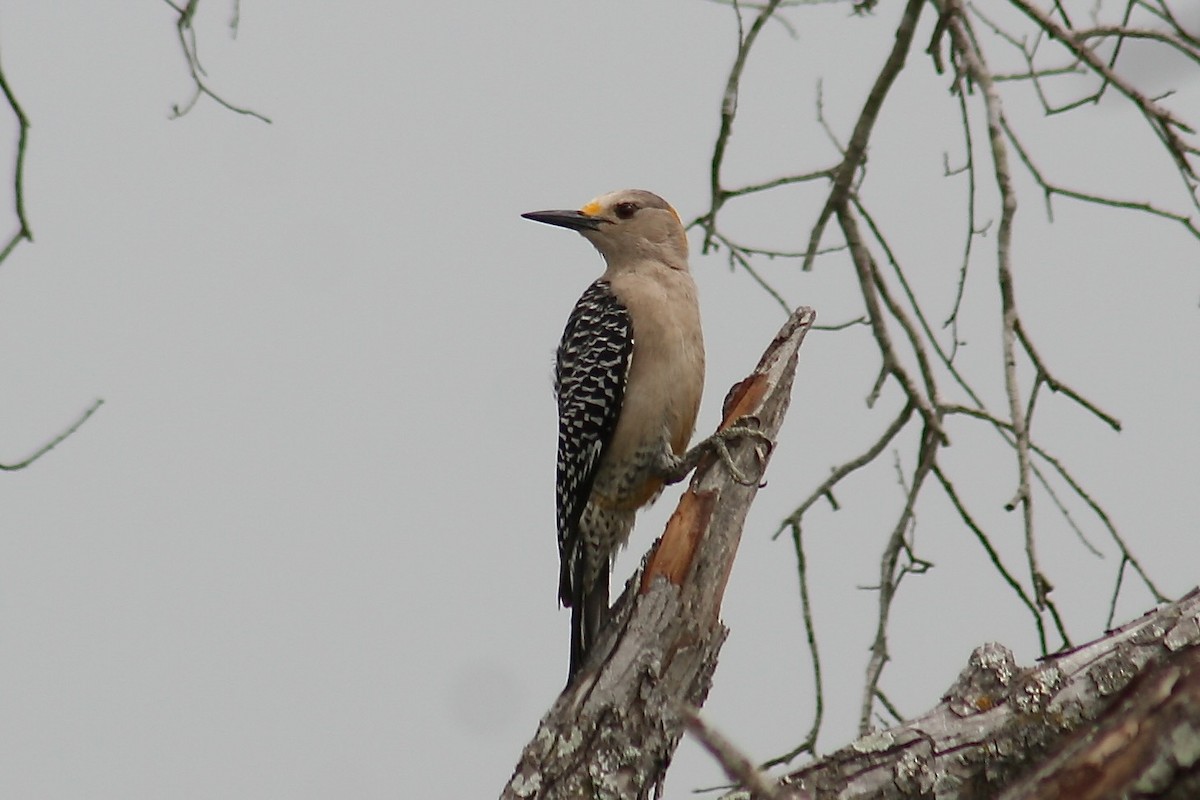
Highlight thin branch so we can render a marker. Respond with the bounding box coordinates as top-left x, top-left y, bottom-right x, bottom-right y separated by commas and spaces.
859, 424, 939, 735
0, 54, 33, 266
1105, 556, 1129, 630
706, 230, 793, 314
1008, 0, 1198, 182
932, 462, 1055, 652
942, 401, 1158, 600
703, 0, 784, 252
1003, 117, 1200, 241
723, 168, 837, 201
1015, 318, 1122, 432
873, 688, 905, 725
777, 401, 915, 531
944, 0, 1046, 609
814, 78, 848, 157
943, 83, 978, 358
839, 201, 946, 443
761, 522, 824, 768
992, 64, 1086, 81
853, 198, 947, 419
1028, 453, 1103, 558
812, 315, 868, 332
1076, 25, 1200, 69
164, 0, 271, 123
0, 399, 105, 471
802, 0, 927, 270
1137, 0, 1200, 50
1024, 439, 1167, 604
681, 706, 781, 800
